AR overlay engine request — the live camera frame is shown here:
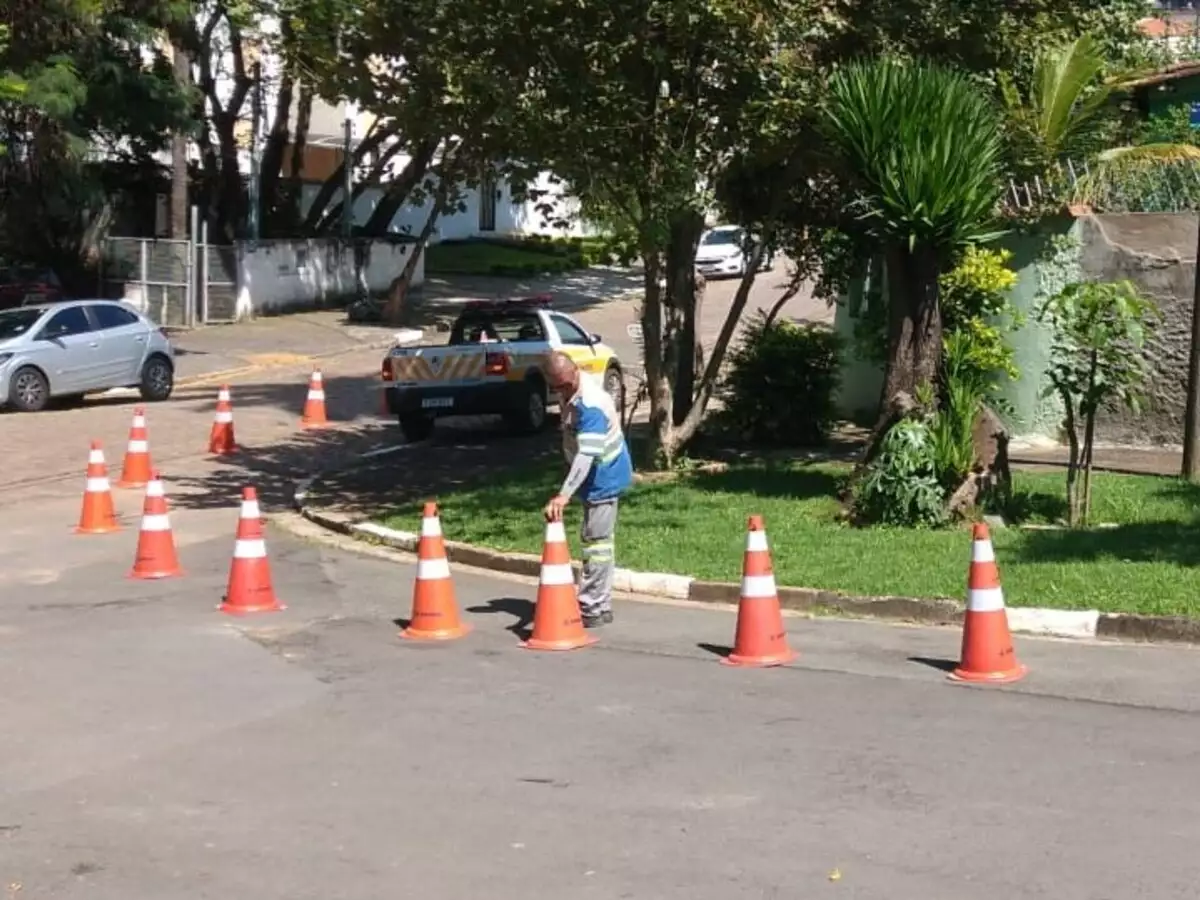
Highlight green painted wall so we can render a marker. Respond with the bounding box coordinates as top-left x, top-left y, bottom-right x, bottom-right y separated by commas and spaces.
832, 219, 1081, 442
